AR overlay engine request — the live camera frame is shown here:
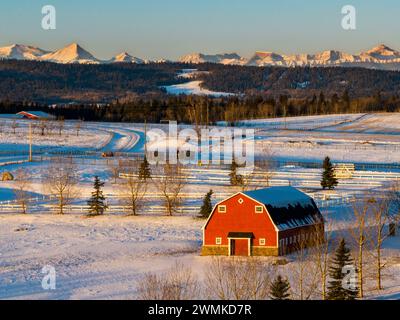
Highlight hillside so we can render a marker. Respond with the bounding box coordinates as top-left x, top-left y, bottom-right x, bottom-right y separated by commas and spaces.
1, 60, 400, 103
